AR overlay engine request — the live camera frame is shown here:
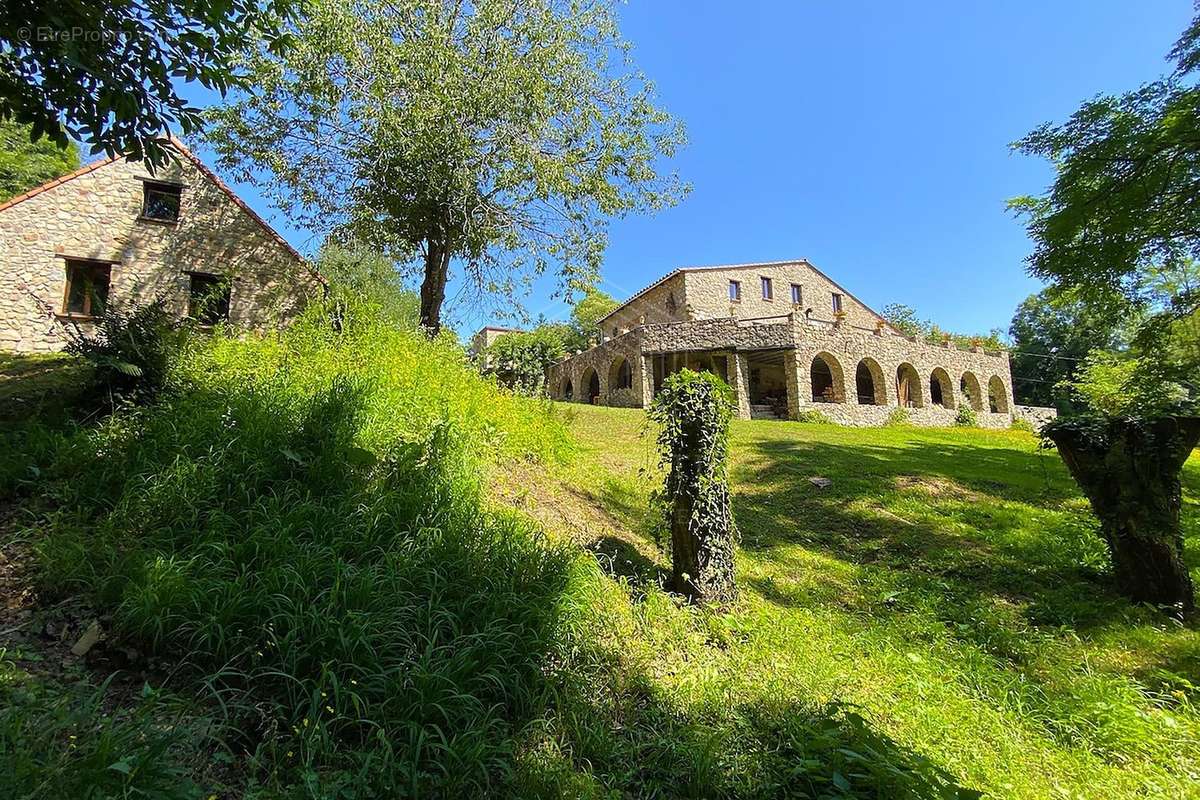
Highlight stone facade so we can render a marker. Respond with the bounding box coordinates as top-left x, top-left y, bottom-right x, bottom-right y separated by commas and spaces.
548, 261, 1019, 429
596, 260, 898, 341
0, 140, 320, 353
467, 325, 523, 369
